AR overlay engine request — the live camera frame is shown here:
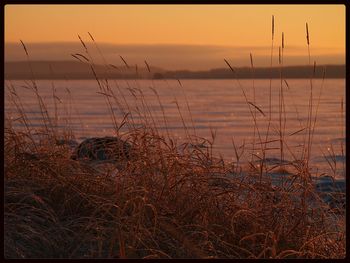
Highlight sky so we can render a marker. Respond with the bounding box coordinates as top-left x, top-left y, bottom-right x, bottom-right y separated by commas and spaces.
5, 4, 345, 70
